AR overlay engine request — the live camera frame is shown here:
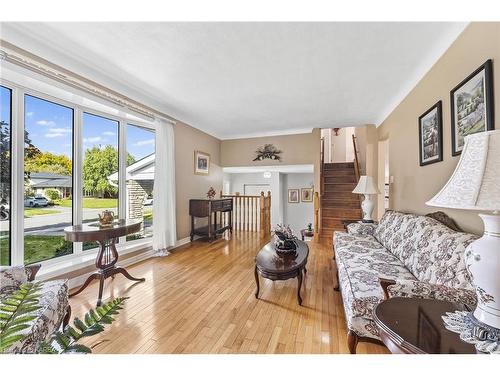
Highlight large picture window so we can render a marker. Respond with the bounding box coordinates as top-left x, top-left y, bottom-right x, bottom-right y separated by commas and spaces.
0, 80, 157, 270
0, 86, 12, 266
82, 112, 119, 250
125, 124, 155, 241
24, 95, 74, 264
